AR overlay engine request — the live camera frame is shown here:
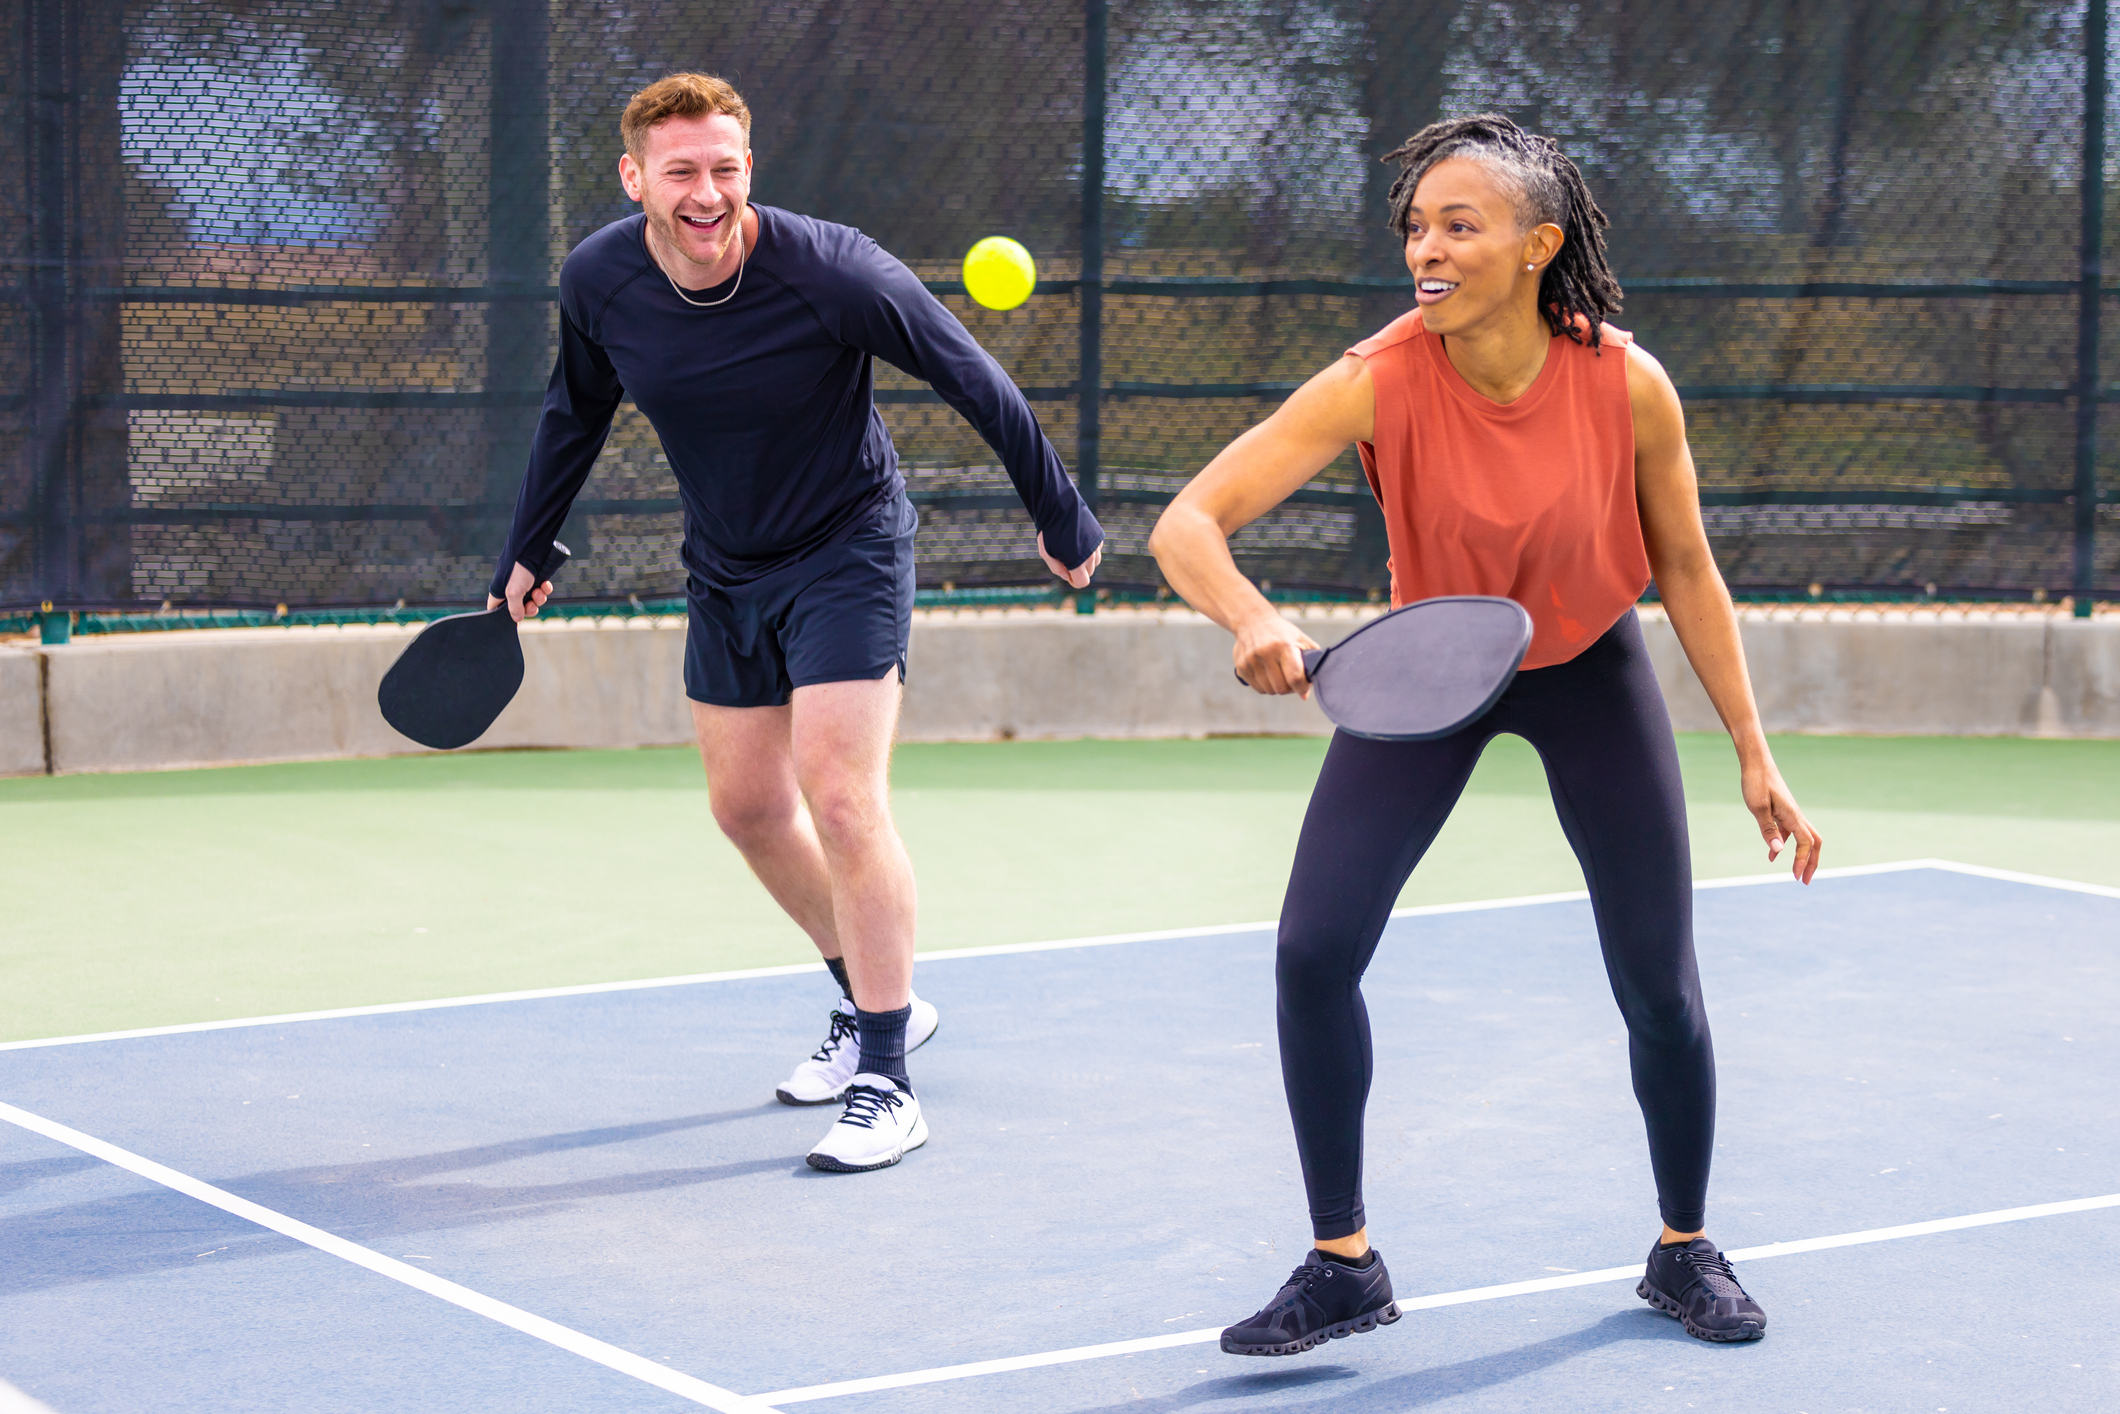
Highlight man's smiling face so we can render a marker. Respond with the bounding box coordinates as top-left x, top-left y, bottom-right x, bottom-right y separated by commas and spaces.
619, 112, 752, 278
